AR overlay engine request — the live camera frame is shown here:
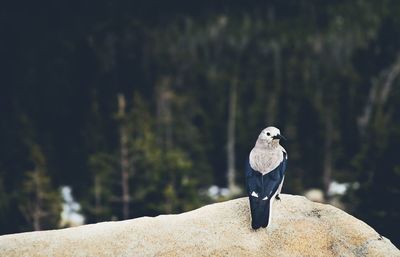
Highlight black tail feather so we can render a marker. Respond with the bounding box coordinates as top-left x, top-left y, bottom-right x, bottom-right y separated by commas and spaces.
249, 198, 271, 229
